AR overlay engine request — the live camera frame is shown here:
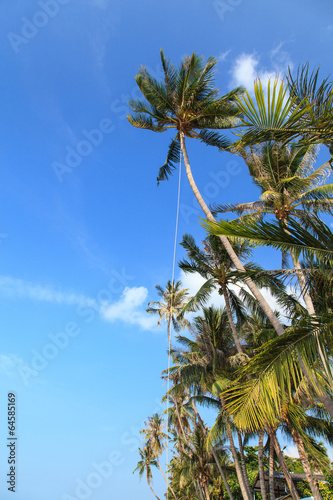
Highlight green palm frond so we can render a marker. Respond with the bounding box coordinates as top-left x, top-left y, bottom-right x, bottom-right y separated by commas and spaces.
235, 79, 311, 147
197, 129, 231, 150
287, 62, 333, 121
222, 315, 333, 430
179, 279, 216, 317
204, 215, 333, 263
157, 134, 180, 184
127, 113, 167, 132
